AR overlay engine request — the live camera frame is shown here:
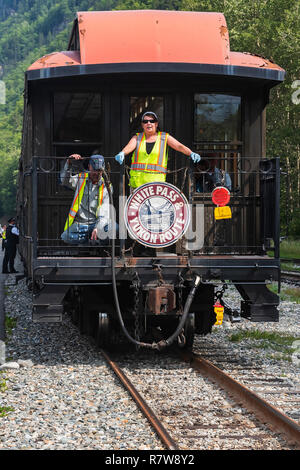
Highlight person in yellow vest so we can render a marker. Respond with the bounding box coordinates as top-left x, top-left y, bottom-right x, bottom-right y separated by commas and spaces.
1, 224, 6, 251
60, 154, 112, 244
114, 111, 201, 189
